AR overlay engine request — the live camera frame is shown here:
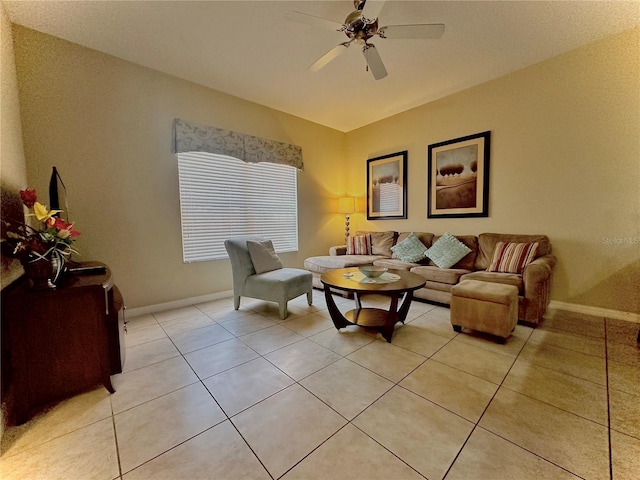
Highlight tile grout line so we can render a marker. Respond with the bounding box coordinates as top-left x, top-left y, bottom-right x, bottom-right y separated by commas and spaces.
604, 318, 613, 480
226, 298, 436, 479
119, 424, 222, 478
226, 416, 276, 480
6, 301, 632, 479
116, 298, 461, 478
439, 336, 522, 480
109, 397, 124, 480
125, 310, 277, 479
221, 303, 350, 480
286, 355, 431, 480
0, 302, 613, 478
182, 295, 357, 479
440, 320, 601, 479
